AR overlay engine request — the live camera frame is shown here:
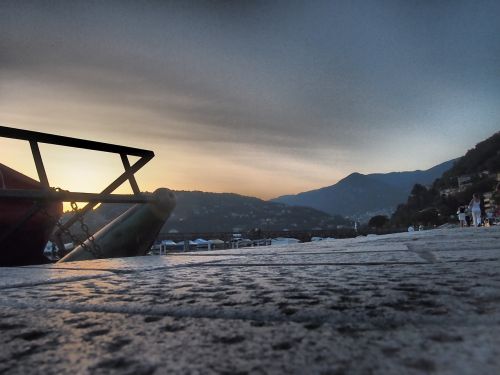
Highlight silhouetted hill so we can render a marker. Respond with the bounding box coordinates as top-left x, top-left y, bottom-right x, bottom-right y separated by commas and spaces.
436, 131, 500, 190
392, 131, 500, 226
370, 159, 457, 191
272, 174, 405, 221
271, 159, 456, 221
70, 190, 352, 235
166, 191, 350, 232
